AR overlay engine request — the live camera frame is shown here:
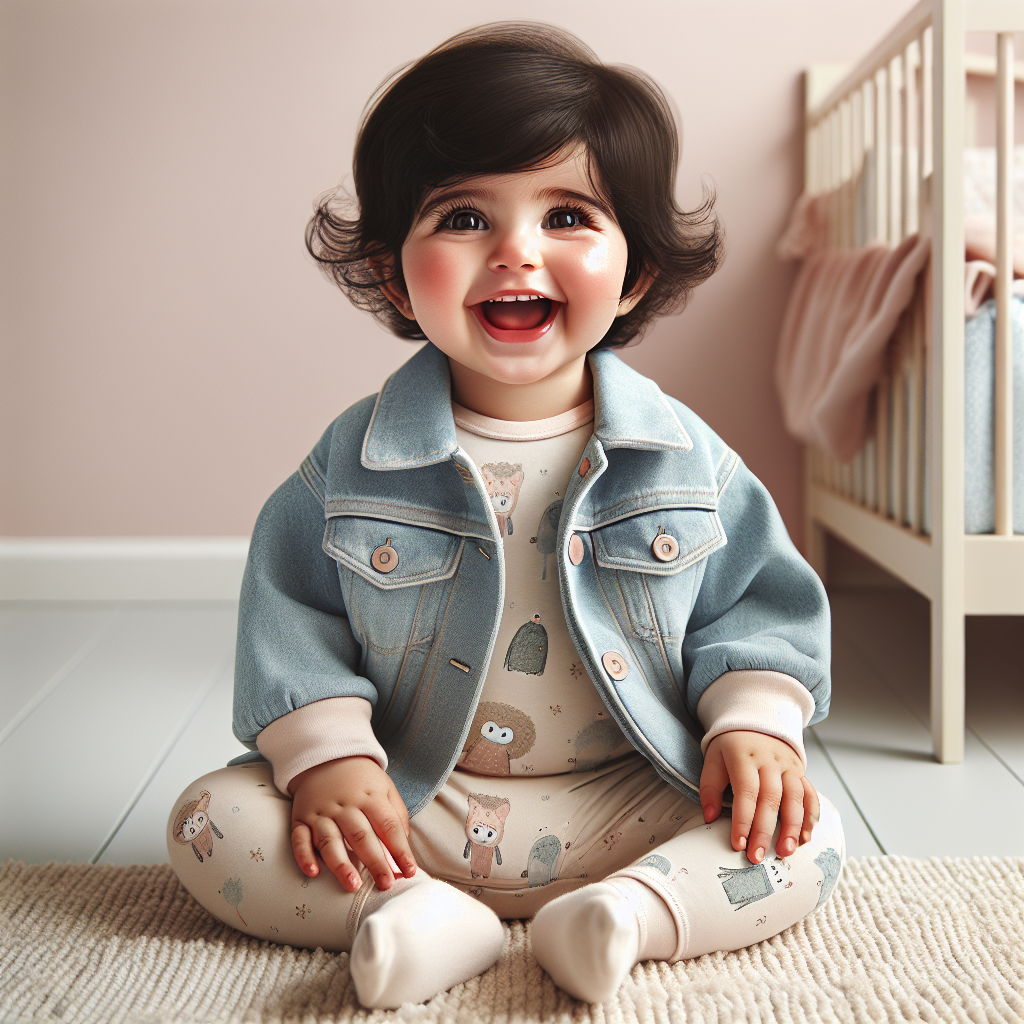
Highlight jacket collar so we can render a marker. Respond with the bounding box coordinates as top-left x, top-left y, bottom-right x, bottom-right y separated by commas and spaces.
360, 342, 692, 470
